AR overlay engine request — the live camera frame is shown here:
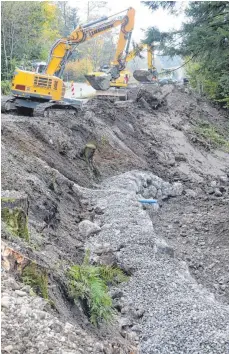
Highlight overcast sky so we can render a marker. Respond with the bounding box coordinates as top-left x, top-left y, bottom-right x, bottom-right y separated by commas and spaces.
68, 0, 187, 43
